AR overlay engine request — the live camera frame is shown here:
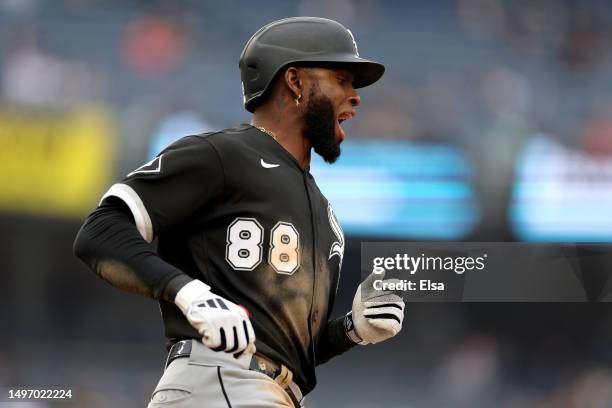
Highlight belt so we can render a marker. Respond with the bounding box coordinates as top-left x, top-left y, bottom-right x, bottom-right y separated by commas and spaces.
166, 340, 304, 407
